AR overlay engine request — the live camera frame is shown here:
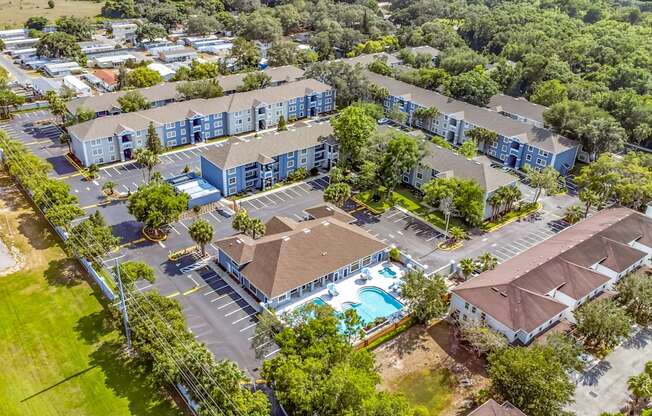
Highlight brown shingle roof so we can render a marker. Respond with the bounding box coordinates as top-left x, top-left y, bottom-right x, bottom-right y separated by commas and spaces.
215, 217, 387, 298
304, 203, 356, 224
453, 208, 652, 333
469, 400, 527, 416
